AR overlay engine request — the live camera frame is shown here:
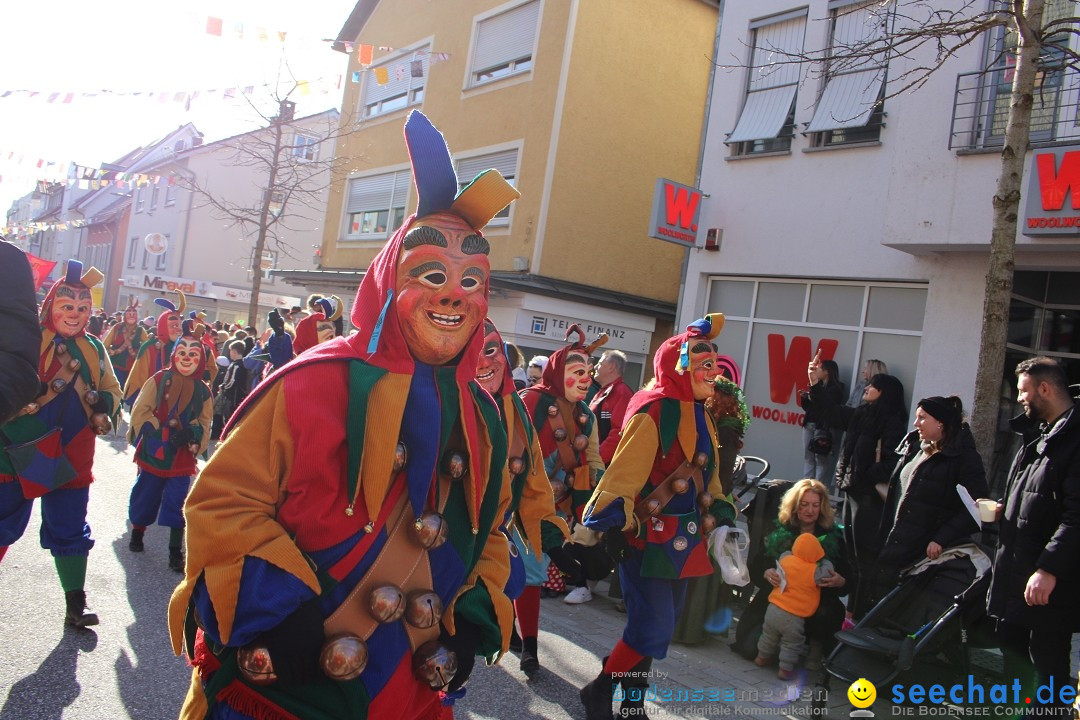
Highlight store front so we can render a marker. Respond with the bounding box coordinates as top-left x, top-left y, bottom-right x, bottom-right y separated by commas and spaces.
118, 271, 300, 326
